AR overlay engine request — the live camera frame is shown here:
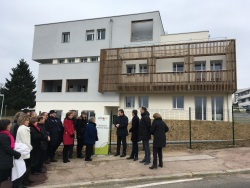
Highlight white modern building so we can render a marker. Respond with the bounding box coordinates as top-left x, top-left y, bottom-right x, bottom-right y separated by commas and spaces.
234, 88, 250, 107
32, 11, 237, 121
